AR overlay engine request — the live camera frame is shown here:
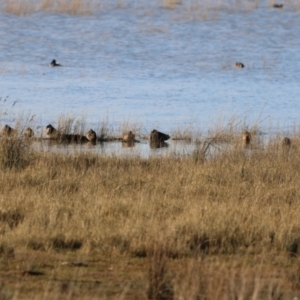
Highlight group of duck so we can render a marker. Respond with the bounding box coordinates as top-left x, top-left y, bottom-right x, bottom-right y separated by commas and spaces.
52, 58, 248, 70
45, 124, 171, 147
234, 4, 283, 69
0, 124, 293, 150
242, 130, 291, 148
1, 124, 34, 138
50, 0, 282, 75
0, 124, 171, 148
